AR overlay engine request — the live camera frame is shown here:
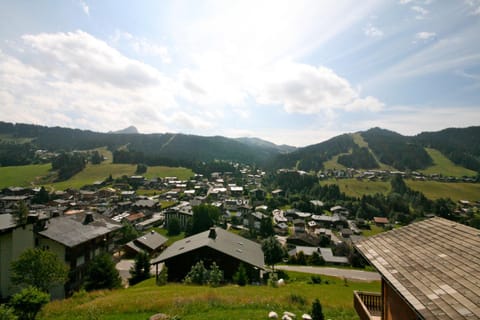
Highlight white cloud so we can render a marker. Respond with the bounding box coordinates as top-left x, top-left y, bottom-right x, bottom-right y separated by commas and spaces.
253, 61, 384, 114
22, 31, 165, 88
364, 24, 384, 38
411, 6, 429, 19
415, 31, 436, 41
465, 0, 480, 15
79, 0, 89, 16
111, 31, 171, 63
0, 31, 180, 133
